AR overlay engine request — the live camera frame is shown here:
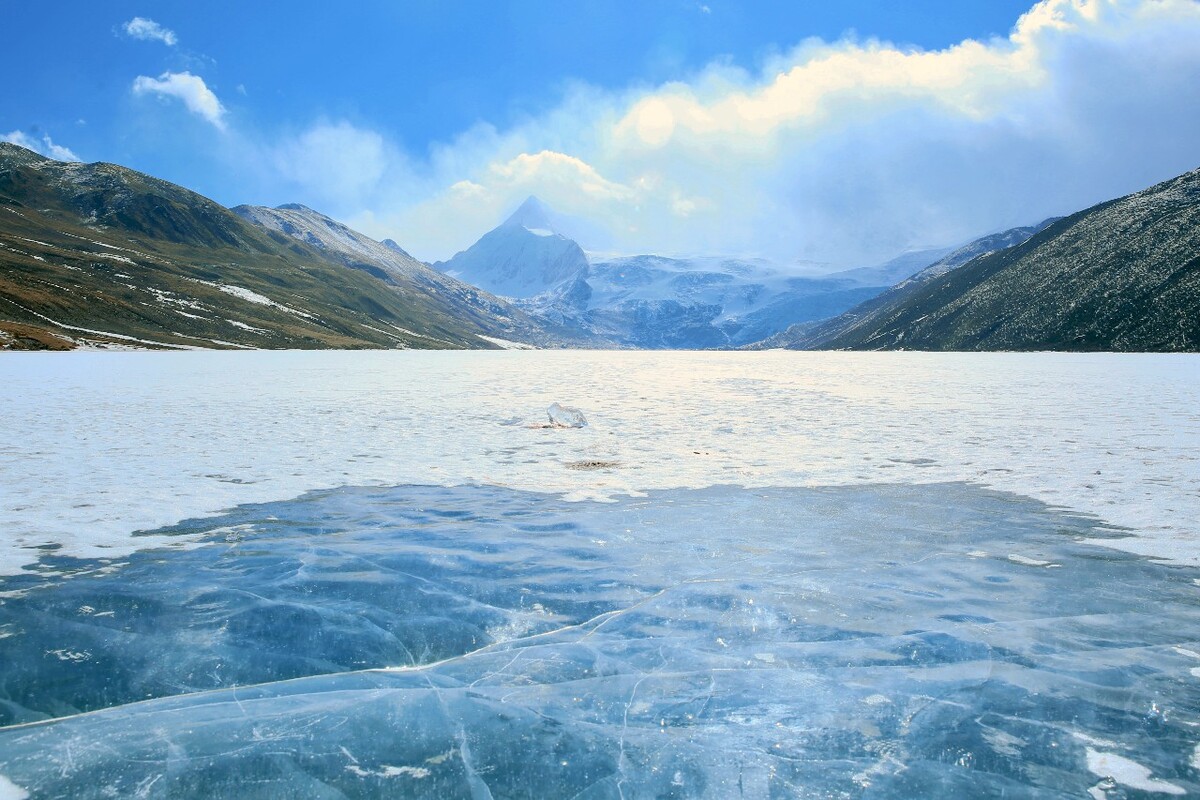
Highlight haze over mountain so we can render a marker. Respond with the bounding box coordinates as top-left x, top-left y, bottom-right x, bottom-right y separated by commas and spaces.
0, 143, 559, 350
766, 166, 1200, 352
